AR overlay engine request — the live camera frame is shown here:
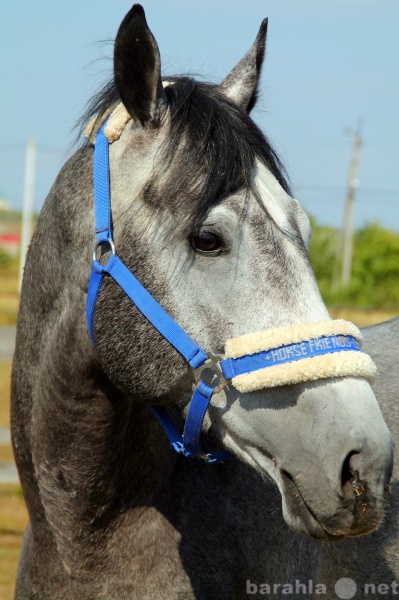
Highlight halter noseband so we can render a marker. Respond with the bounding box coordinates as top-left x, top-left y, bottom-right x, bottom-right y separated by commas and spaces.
86, 120, 376, 463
